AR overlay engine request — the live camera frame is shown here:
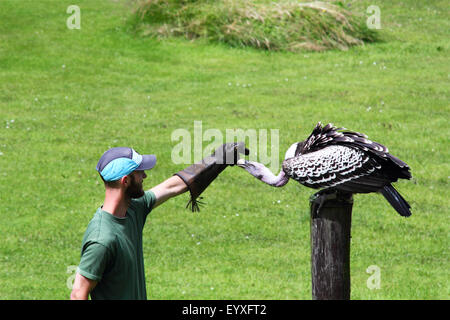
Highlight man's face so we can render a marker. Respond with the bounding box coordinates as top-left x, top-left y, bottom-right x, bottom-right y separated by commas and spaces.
125, 170, 147, 199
